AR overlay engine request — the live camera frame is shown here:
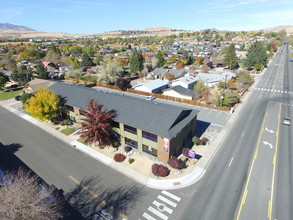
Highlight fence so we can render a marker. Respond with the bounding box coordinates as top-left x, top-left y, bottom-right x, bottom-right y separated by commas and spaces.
64, 78, 230, 111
